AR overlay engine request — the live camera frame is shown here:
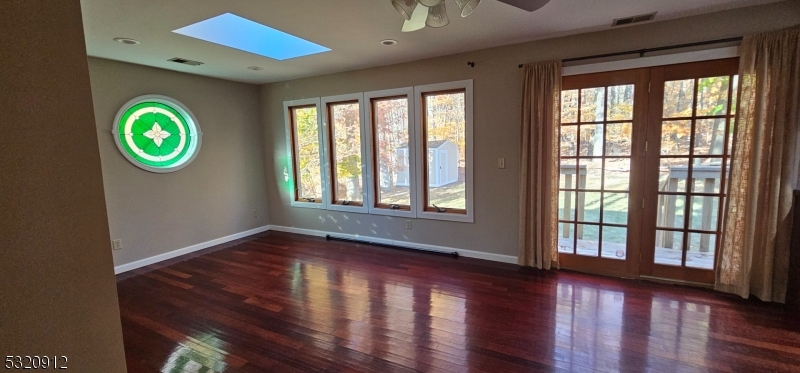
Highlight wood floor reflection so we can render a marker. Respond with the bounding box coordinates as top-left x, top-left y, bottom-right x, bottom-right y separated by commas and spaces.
117, 232, 800, 372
